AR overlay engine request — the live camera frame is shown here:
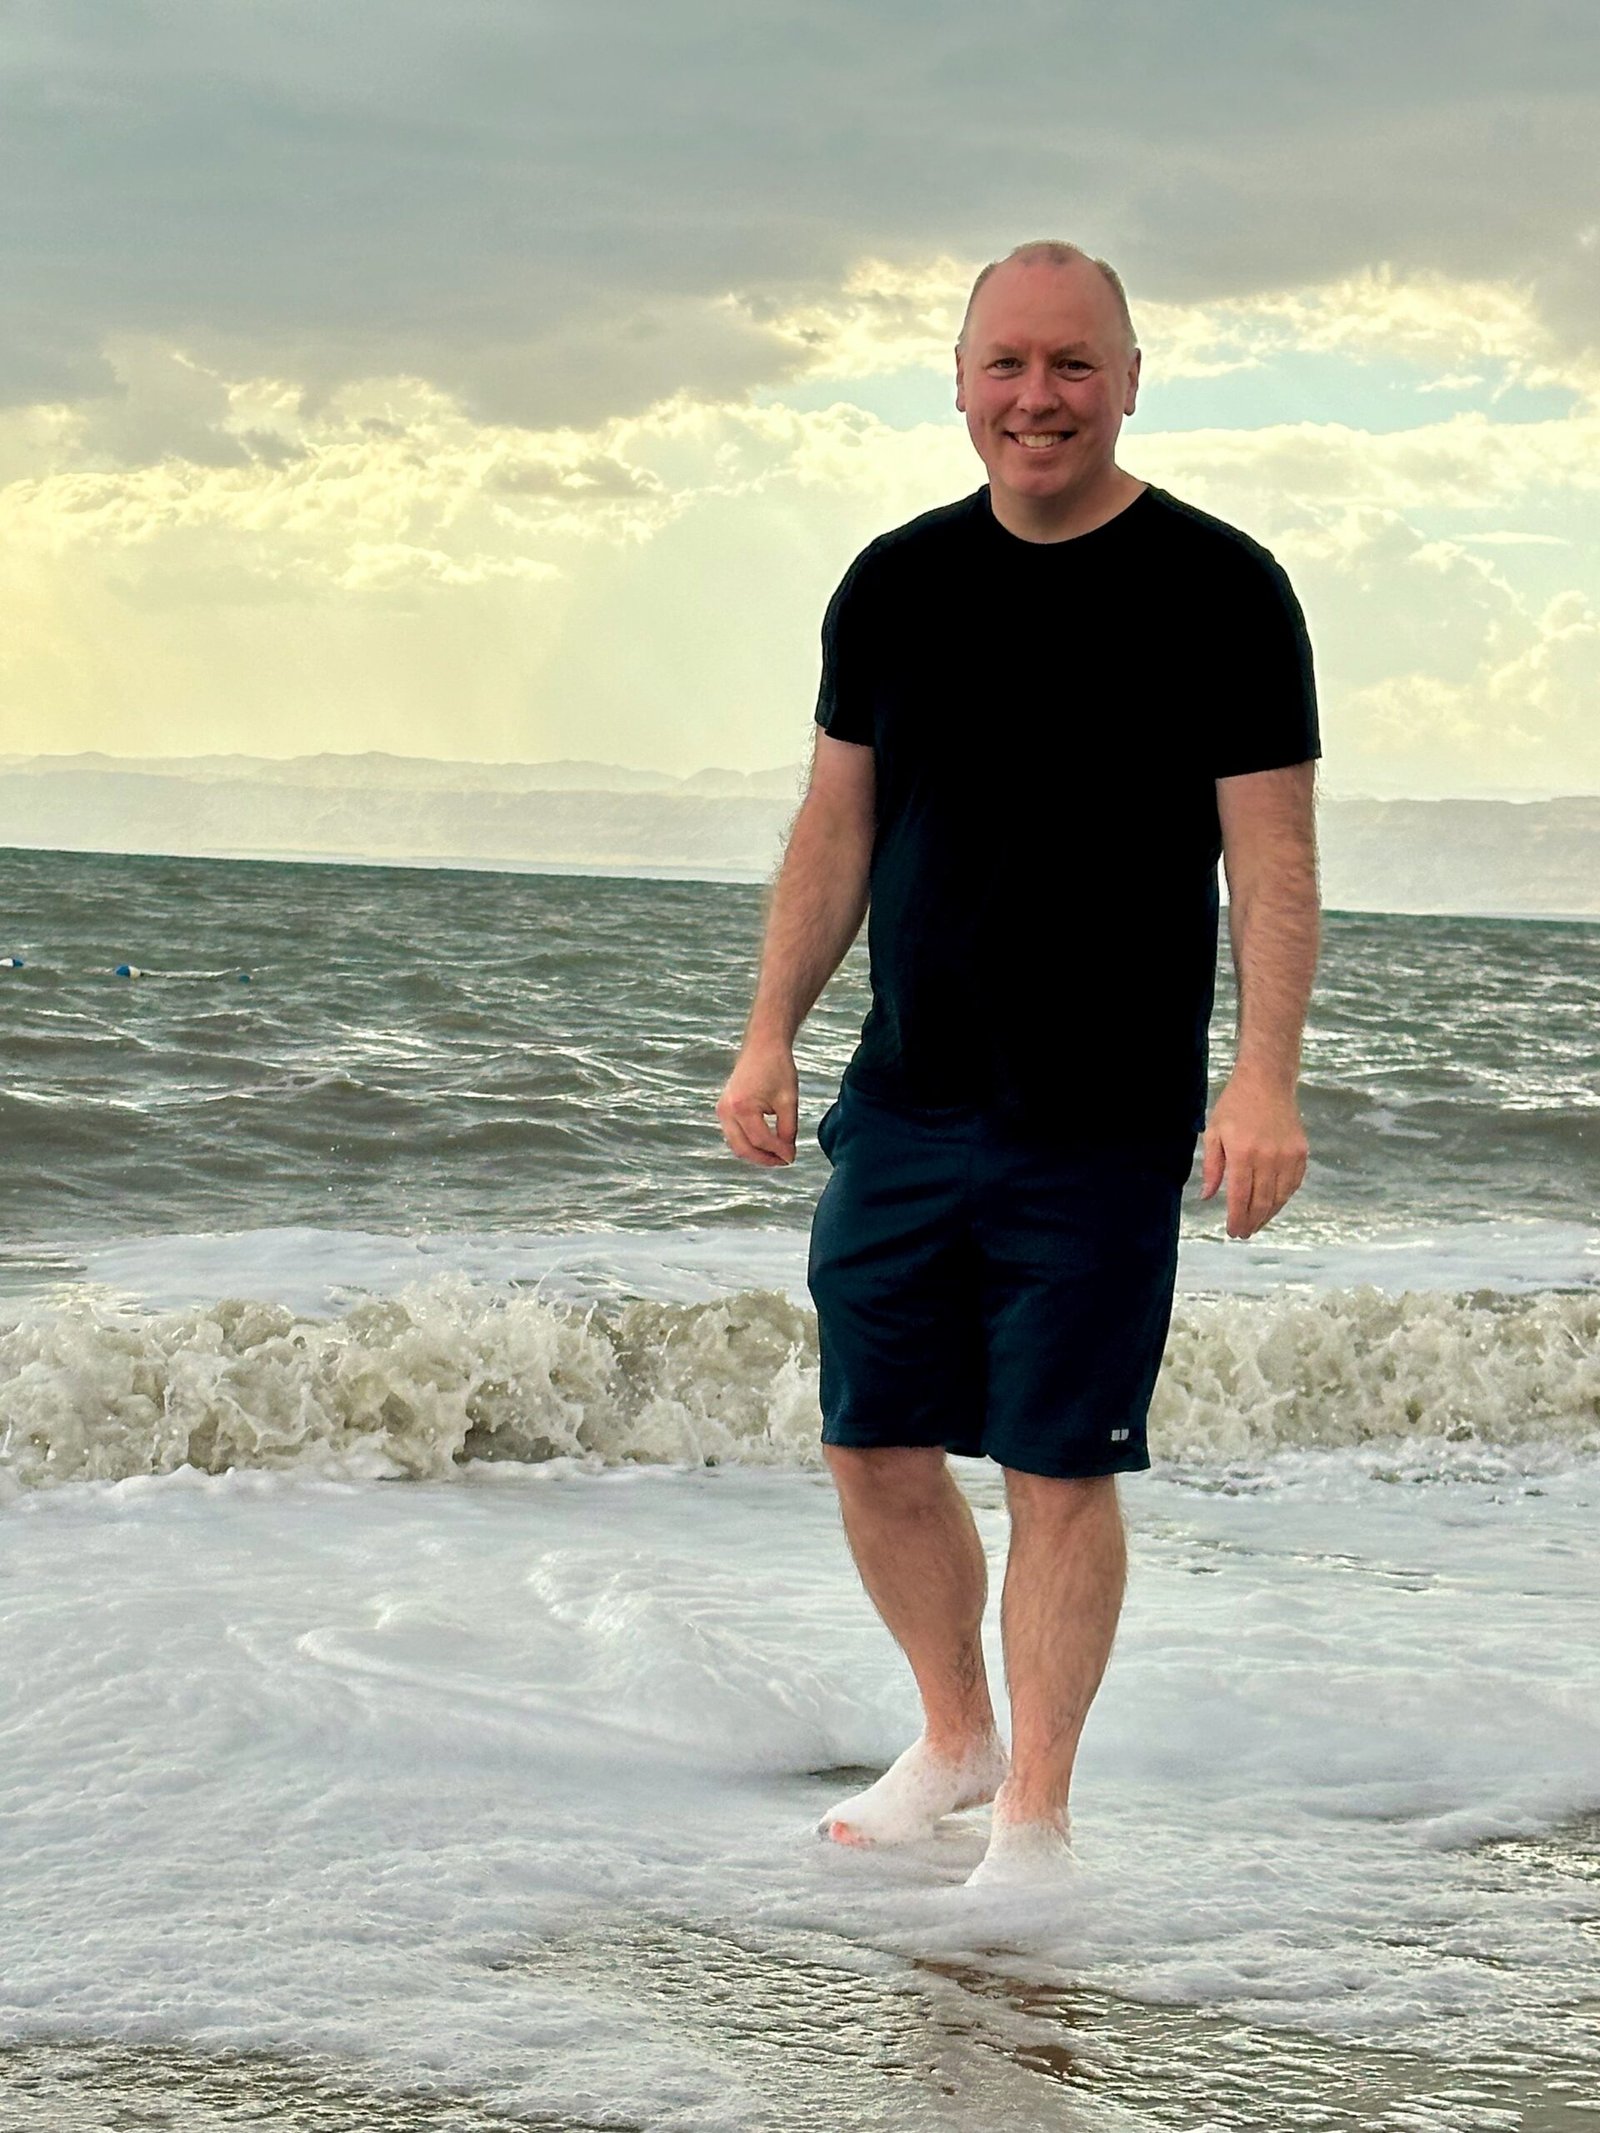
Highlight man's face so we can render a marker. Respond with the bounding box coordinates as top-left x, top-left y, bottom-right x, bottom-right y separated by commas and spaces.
955, 260, 1140, 508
